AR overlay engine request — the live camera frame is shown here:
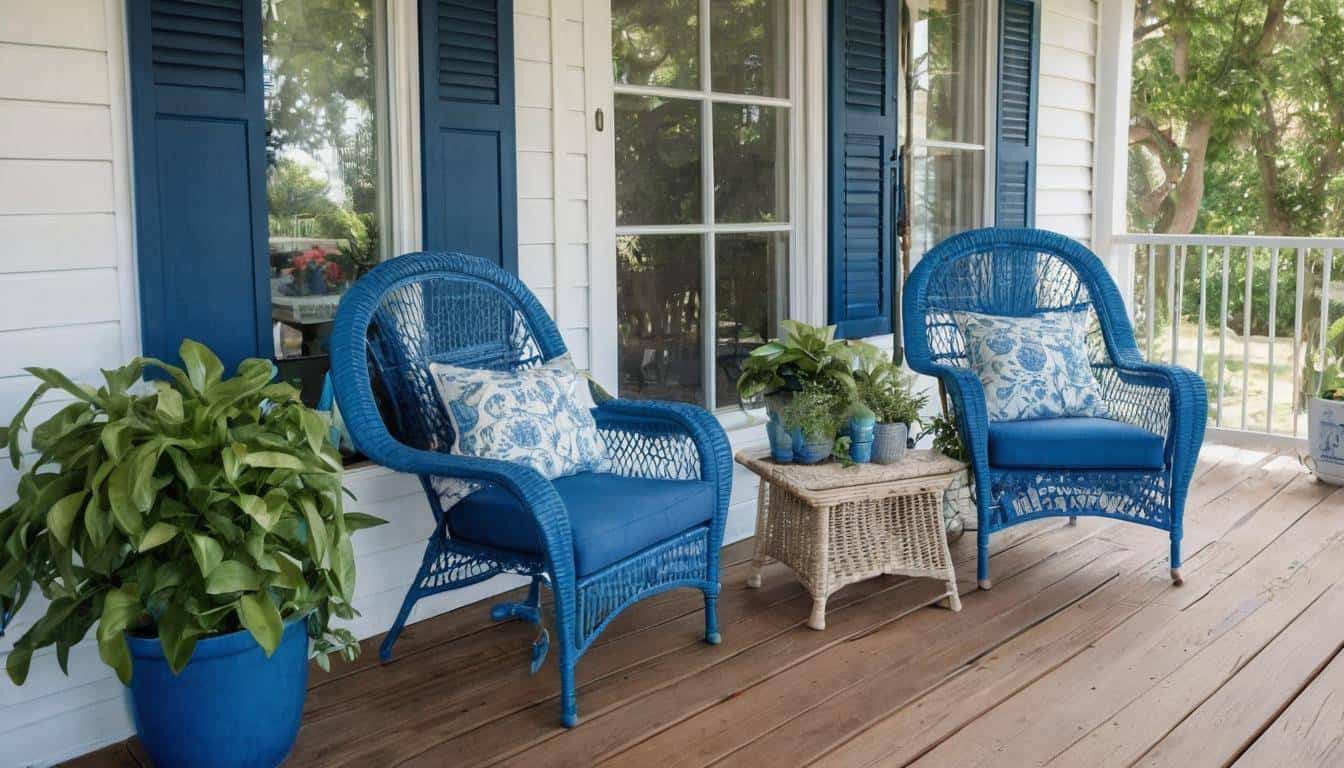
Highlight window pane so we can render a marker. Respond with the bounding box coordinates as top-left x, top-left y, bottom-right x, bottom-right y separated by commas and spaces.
264, 0, 387, 365
710, 0, 788, 97
612, 0, 700, 90
713, 104, 788, 223
910, 147, 984, 256
618, 235, 704, 404
910, 0, 985, 144
715, 233, 788, 409
616, 95, 703, 225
